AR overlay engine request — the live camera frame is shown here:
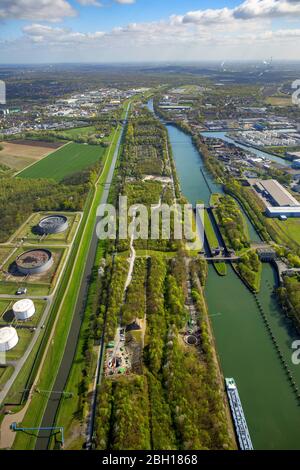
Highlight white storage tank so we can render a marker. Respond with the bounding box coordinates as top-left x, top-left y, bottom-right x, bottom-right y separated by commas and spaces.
13, 299, 35, 321
0, 327, 19, 352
